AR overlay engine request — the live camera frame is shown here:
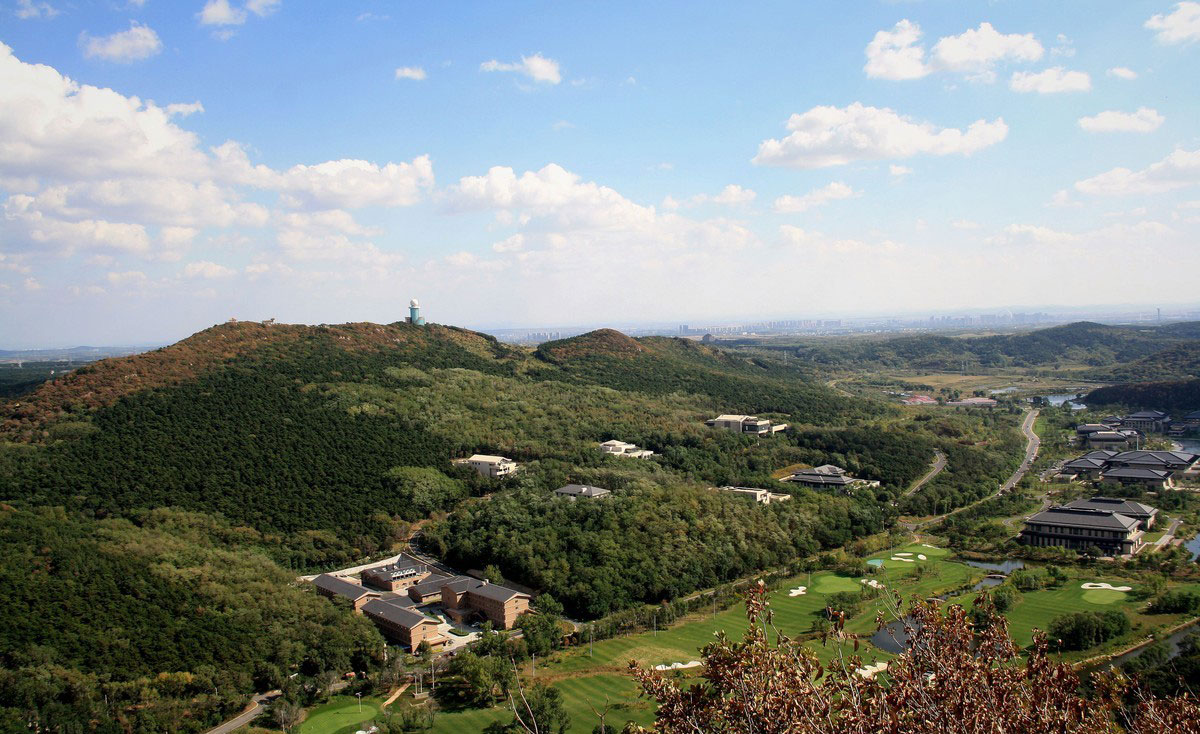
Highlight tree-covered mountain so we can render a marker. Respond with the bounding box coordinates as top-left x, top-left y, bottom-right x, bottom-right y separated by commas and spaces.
1085, 378, 1200, 412
788, 321, 1200, 377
